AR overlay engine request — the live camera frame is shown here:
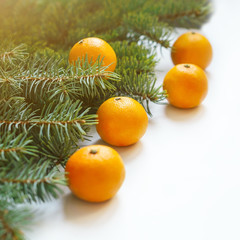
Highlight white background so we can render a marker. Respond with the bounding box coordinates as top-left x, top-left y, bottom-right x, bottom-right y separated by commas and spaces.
28, 1, 240, 239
